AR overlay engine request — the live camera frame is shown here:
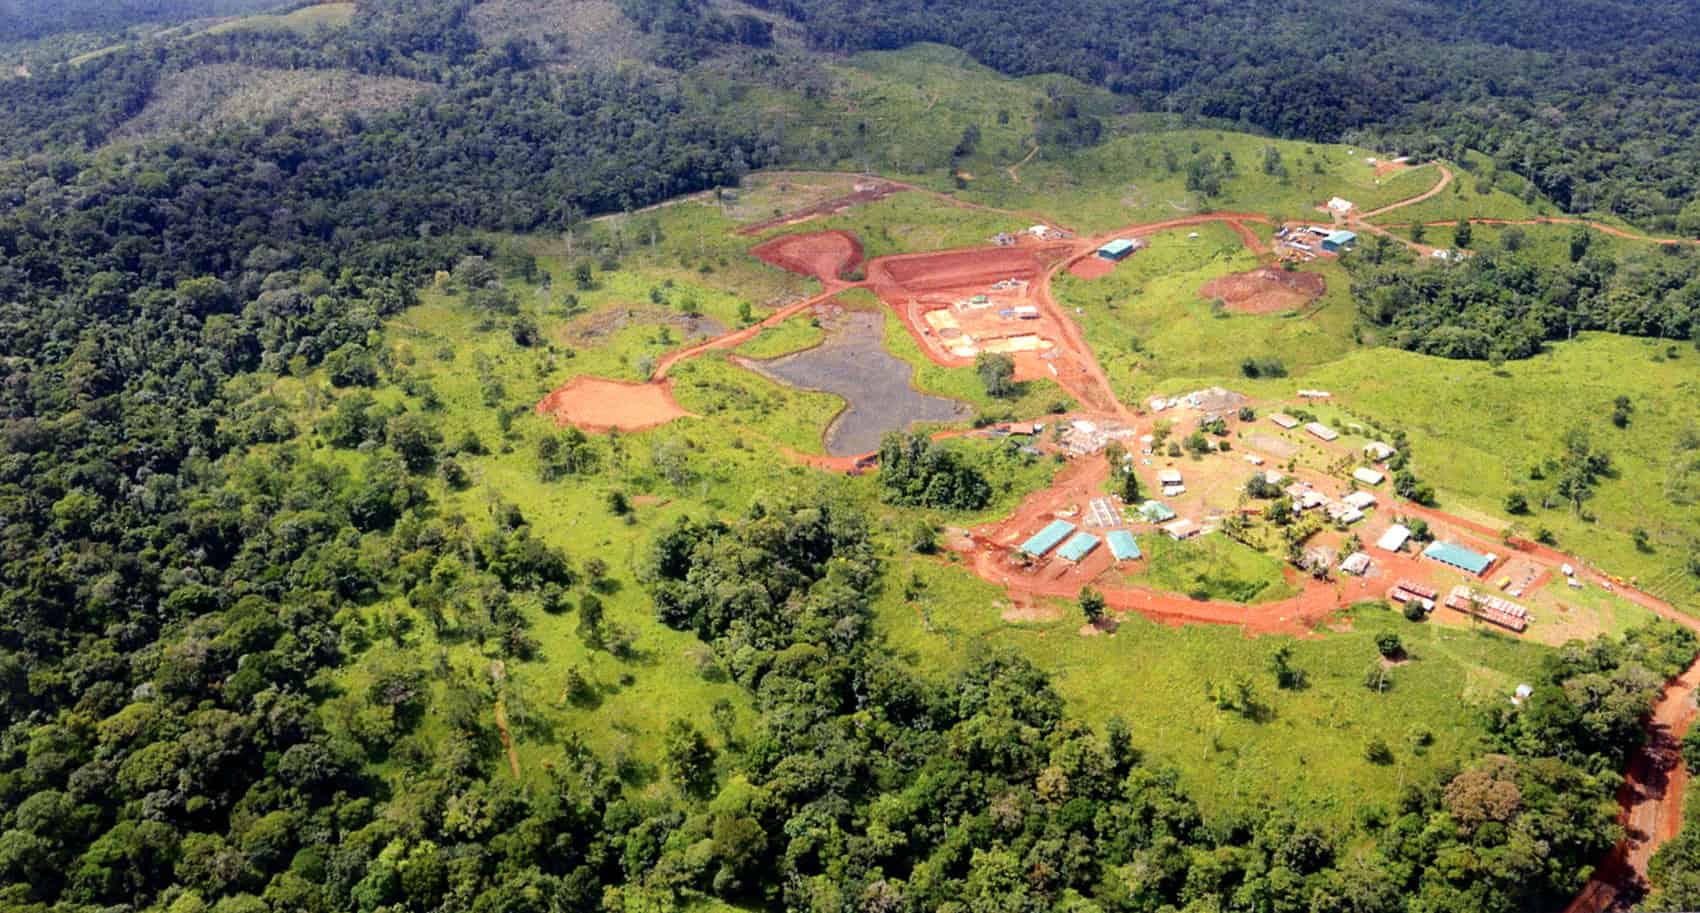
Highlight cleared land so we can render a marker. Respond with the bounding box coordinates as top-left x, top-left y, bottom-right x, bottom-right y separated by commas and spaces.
1198, 265, 1326, 314
109, 63, 431, 141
